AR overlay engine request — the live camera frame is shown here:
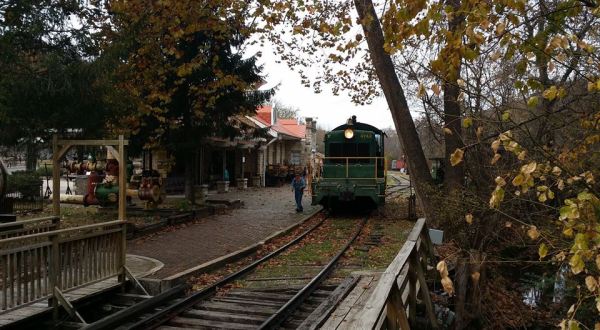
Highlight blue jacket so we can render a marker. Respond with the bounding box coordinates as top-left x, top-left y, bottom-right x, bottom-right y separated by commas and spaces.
291, 177, 306, 192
